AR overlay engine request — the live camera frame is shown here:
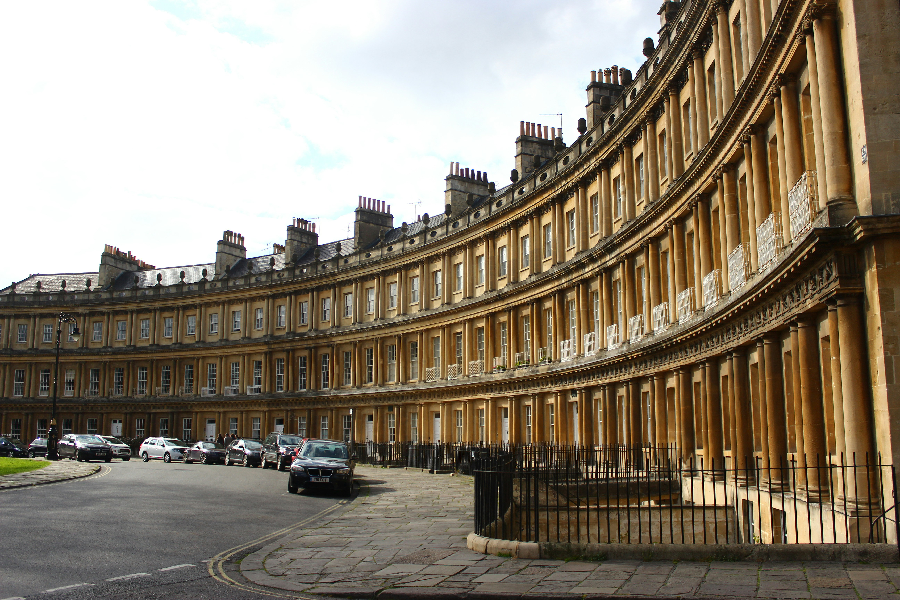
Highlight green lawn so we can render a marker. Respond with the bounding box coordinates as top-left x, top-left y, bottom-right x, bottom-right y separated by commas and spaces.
0, 457, 50, 476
